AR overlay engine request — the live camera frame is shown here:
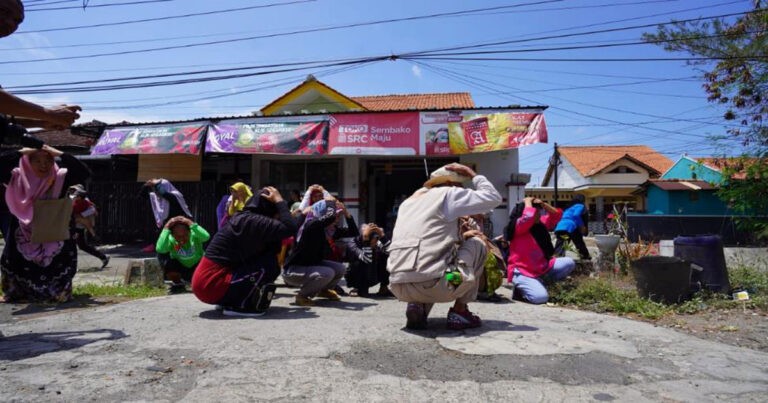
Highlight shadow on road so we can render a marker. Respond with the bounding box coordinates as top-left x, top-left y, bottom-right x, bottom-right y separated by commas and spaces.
0, 329, 127, 361
403, 319, 539, 338
198, 305, 320, 320
9, 295, 113, 317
